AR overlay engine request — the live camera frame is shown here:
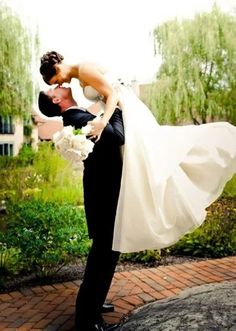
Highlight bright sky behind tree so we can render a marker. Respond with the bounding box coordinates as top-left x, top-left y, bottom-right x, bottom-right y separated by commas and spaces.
5, 0, 235, 83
